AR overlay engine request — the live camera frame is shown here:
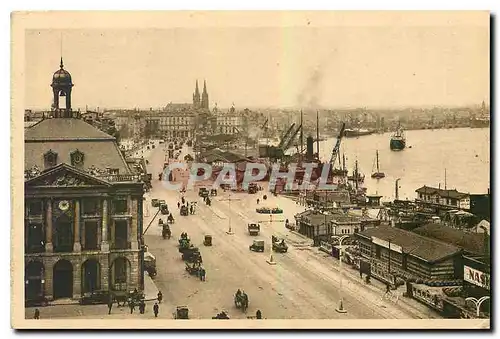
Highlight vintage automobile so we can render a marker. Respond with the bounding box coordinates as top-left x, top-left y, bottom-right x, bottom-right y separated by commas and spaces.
160, 204, 169, 215
203, 234, 212, 246
256, 207, 271, 214
272, 239, 288, 253
249, 239, 265, 252
180, 205, 189, 216
151, 199, 159, 207
271, 207, 283, 214
158, 199, 166, 207
248, 183, 258, 194
210, 188, 218, 196
174, 306, 189, 319
247, 223, 260, 236
79, 290, 110, 305
199, 187, 209, 198
144, 251, 157, 277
